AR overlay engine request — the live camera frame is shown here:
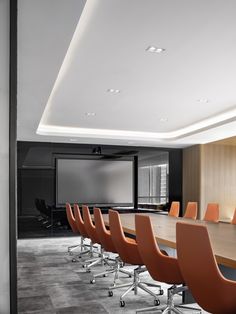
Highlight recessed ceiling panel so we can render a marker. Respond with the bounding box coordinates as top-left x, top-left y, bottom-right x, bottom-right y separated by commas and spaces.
18, 0, 236, 146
